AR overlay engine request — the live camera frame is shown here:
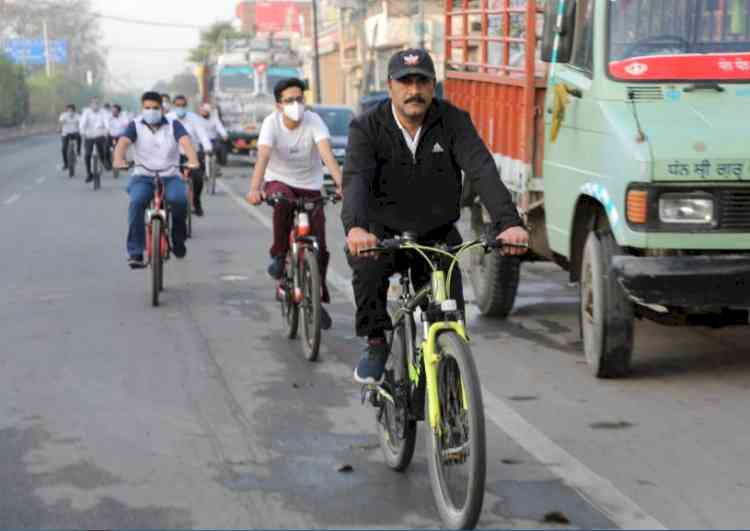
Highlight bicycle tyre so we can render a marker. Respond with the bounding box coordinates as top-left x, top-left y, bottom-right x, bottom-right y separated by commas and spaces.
67, 143, 76, 178
186, 180, 193, 239
377, 314, 417, 471
208, 156, 216, 195
425, 331, 486, 530
150, 218, 162, 307
282, 254, 299, 339
93, 156, 100, 190
300, 251, 321, 361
